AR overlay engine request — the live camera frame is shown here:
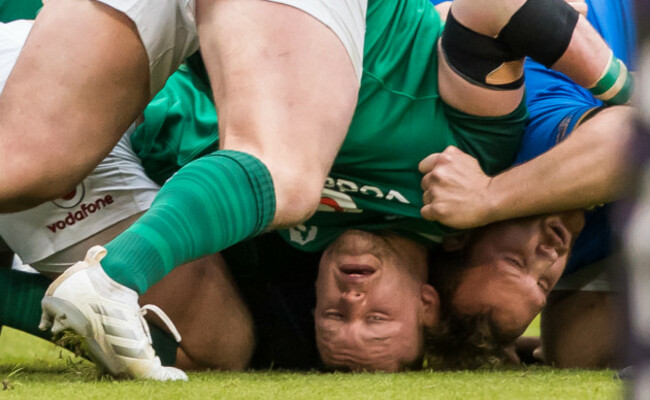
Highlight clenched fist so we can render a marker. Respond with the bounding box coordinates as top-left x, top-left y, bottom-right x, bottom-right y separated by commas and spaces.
418, 146, 495, 229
